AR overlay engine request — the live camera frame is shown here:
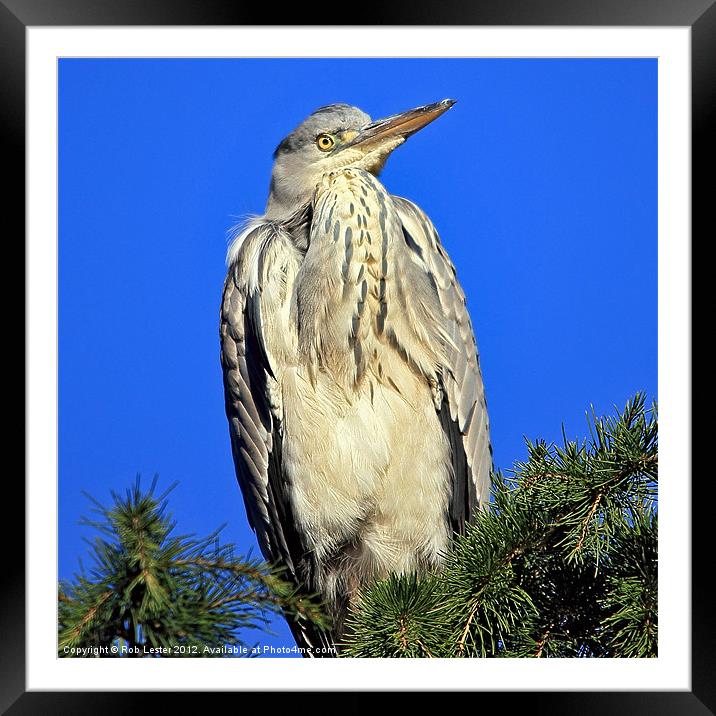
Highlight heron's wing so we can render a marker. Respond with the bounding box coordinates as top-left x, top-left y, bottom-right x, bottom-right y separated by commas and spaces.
220, 223, 307, 576
392, 196, 493, 532
222, 223, 336, 655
